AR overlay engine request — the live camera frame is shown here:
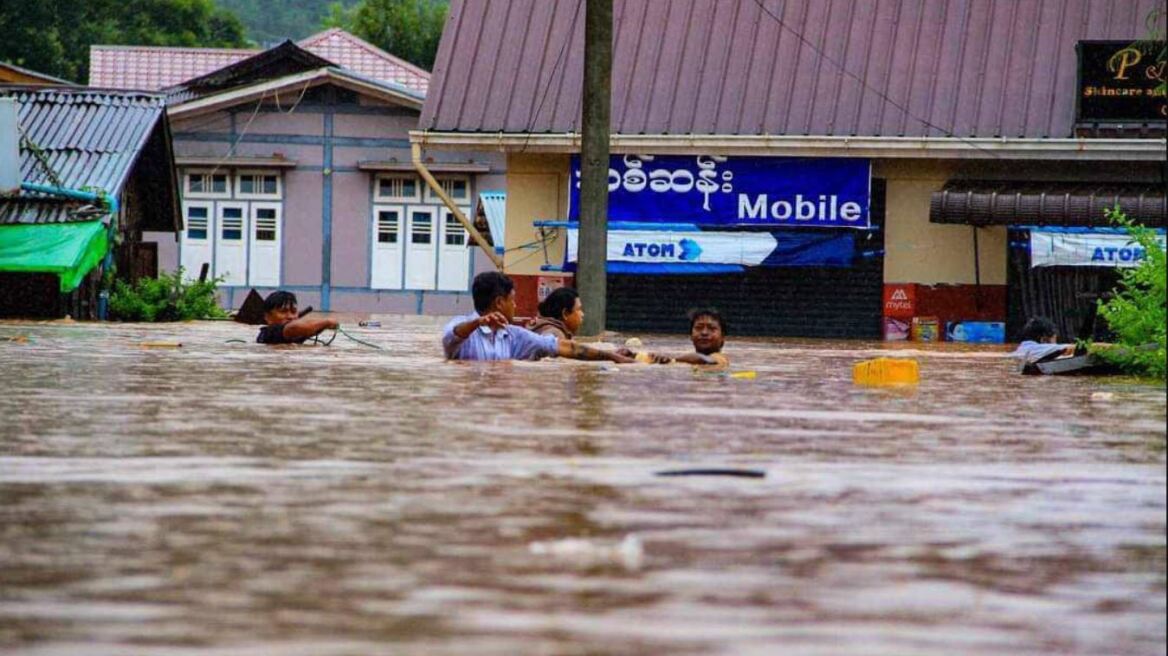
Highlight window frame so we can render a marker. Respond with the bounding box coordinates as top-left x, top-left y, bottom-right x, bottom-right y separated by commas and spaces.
441, 209, 469, 248
424, 175, 470, 204
182, 169, 231, 199
408, 207, 435, 246
374, 174, 422, 203
217, 203, 247, 243
234, 169, 283, 200
249, 202, 282, 243
373, 204, 404, 246
182, 201, 214, 242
